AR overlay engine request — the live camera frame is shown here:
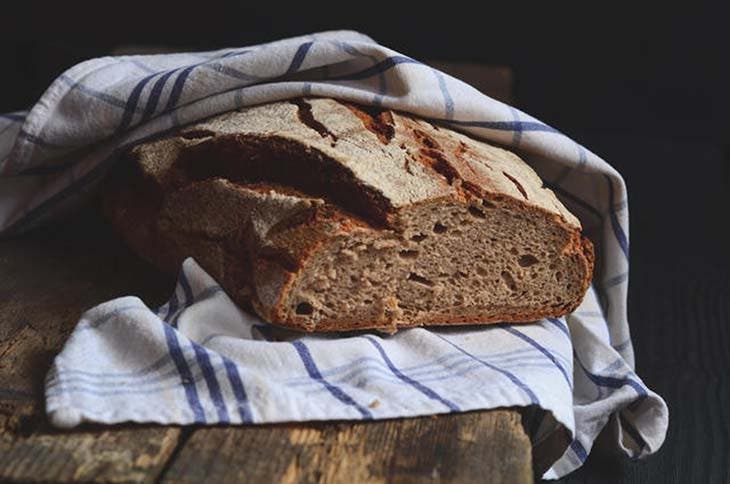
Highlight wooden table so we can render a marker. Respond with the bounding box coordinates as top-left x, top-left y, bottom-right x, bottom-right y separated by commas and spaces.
0, 206, 552, 483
